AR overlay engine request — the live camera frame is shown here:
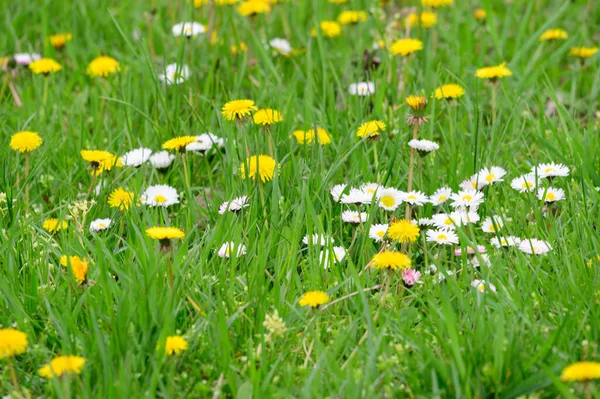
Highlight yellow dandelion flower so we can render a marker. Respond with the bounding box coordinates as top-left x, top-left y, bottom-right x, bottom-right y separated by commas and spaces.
298, 291, 330, 307
59, 255, 87, 268
293, 128, 331, 145
29, 58, 62, 75
405, 12, 437, 28
87, 56, 120, 77
222, 99, 258, 121
389, 38, 423, 56
387, 220, 420, 243
50, 33, 72, 49
312, 21, 342, 38
165, 336, 188, 355
10, 131, 42, 153
406, 95, 427, 111
237, 0, 271, 16
370, 251, 411, 271
38, 356, 86, 378
0, 328, 28, 359
337, 11, 367, 25
434, 84, 465, 99
570, 47, 598, 59
231, 42, 248, 55
240, 155, 277, 182
356, 120, 386, 138
539, 28, 568, 42
253, 108, 283, 126
474, 8, 486, 21
421, 0, 453, 7
43, 218, 68, 233
561, 362, 600, 382
80, 150, 120, 175
162, 136, 198, 151
146, 226, 185, 241
475, 63, 512, 80
108, 187, 136, 210
71, 259, 89, 284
